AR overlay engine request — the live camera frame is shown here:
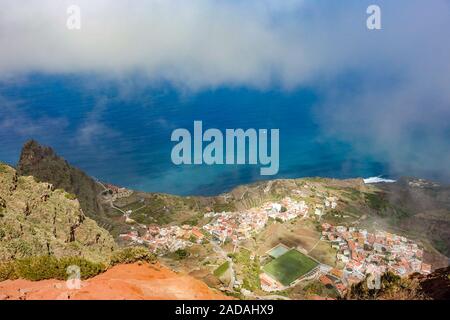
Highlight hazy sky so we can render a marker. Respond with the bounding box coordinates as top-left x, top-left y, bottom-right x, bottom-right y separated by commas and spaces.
1, 0, 450, 181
